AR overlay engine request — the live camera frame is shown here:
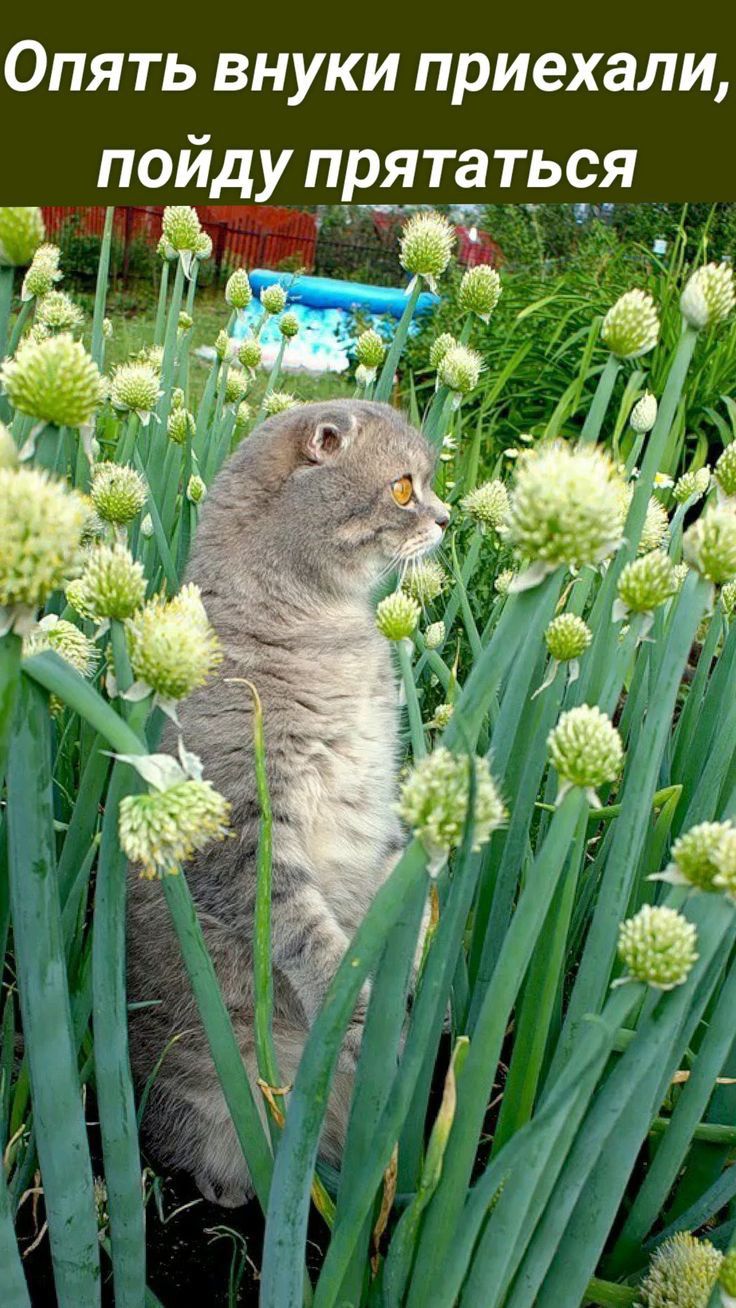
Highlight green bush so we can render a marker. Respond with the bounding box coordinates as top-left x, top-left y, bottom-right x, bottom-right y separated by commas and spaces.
405, 217, 736, 482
